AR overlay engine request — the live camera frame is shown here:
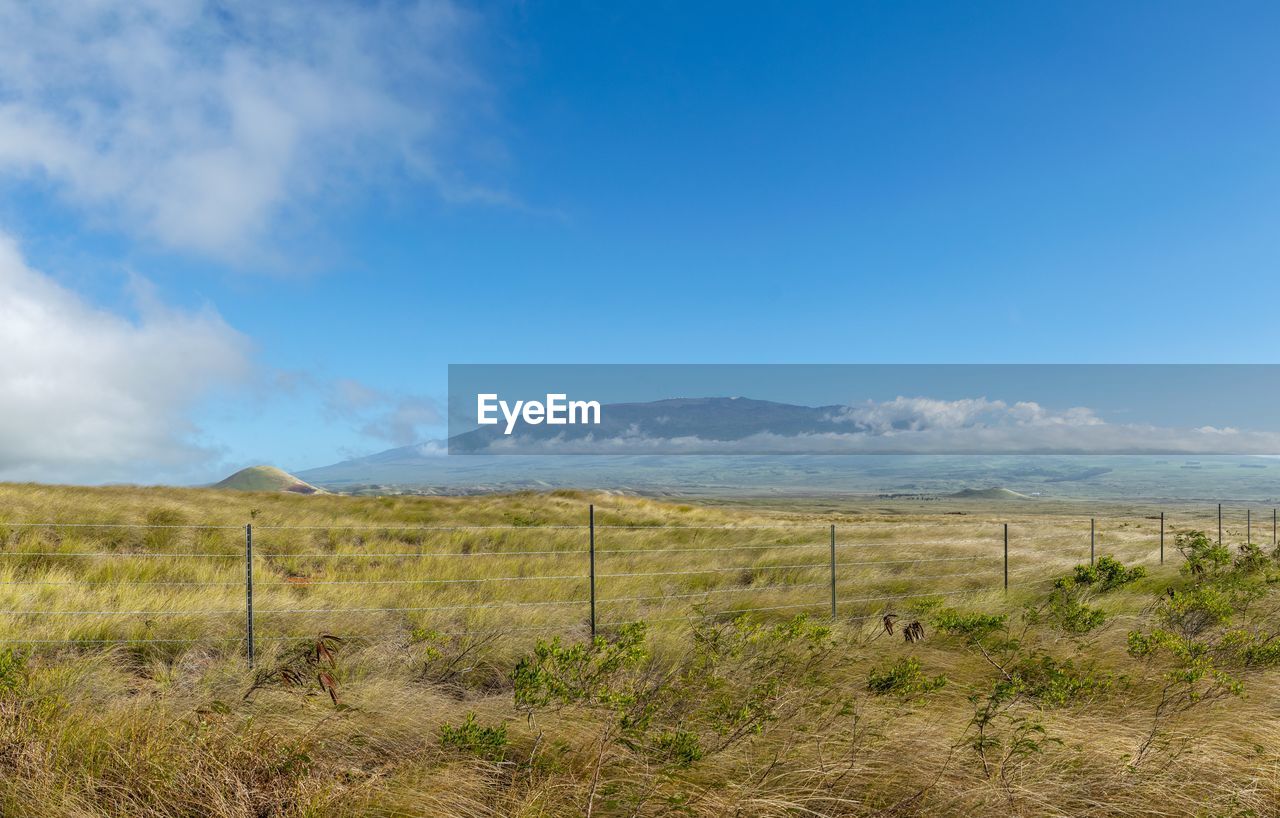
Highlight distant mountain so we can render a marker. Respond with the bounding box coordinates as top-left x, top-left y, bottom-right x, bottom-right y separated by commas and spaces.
294, 396, 1280, 500
449, 396, 849, 453
214, 465, 325, 494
